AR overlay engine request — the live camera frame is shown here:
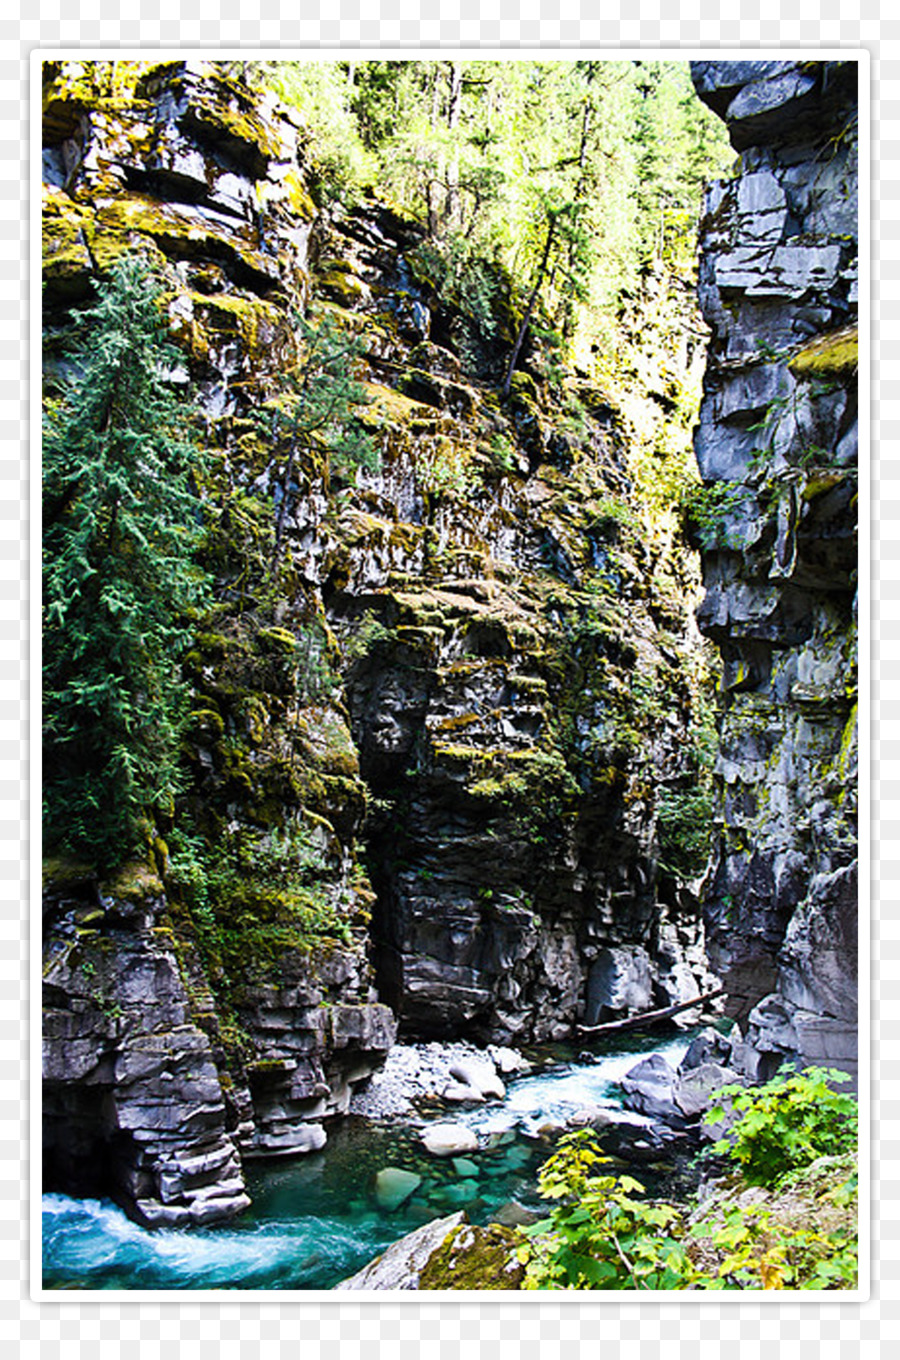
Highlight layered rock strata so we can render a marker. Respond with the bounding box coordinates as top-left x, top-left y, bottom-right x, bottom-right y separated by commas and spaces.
689, 60, 859, 1080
